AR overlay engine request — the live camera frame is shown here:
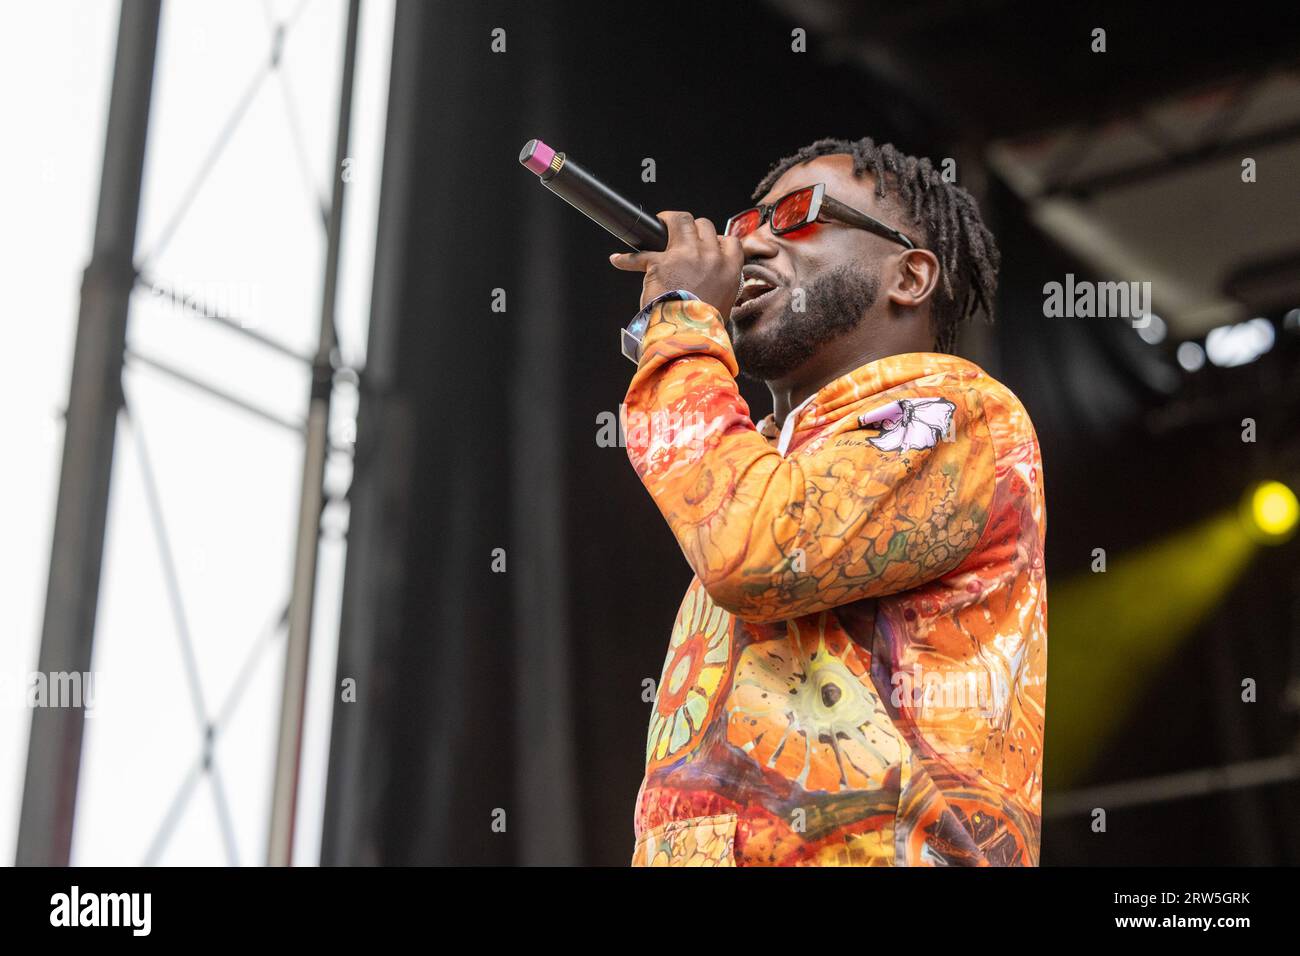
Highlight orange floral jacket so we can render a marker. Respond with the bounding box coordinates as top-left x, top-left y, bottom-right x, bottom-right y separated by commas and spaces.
623, 297, 1047, 866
